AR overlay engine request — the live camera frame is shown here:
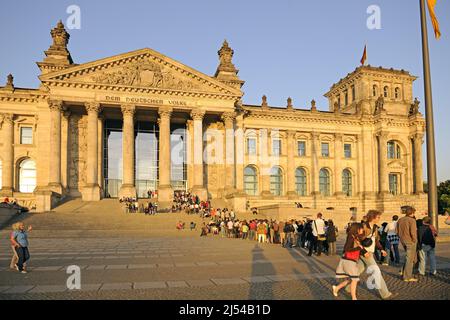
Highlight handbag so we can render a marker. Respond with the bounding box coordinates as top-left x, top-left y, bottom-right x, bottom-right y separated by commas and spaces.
343, 250, 360, 261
